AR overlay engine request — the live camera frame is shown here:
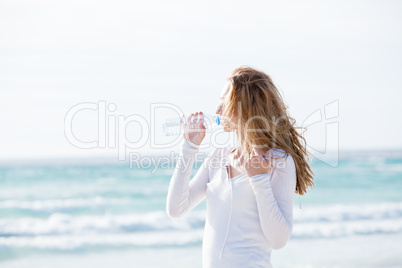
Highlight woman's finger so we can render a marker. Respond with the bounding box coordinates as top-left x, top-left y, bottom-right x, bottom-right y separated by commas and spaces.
187, 113, 193, 125
192, 112, 198, 124
254, 147, 263, 156
184, 113, 192, 134
198, 112, 204, 124
254, 146, 269, 161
